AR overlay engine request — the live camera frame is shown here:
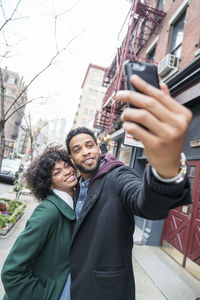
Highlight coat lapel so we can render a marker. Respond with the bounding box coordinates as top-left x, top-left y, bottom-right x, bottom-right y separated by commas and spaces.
46, 194, 76, 221
70, 175, 107, 246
